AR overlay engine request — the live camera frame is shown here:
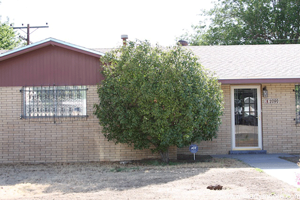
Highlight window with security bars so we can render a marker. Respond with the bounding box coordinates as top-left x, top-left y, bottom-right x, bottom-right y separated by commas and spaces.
20, 86, 87, 119
296, 85, 300, 124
